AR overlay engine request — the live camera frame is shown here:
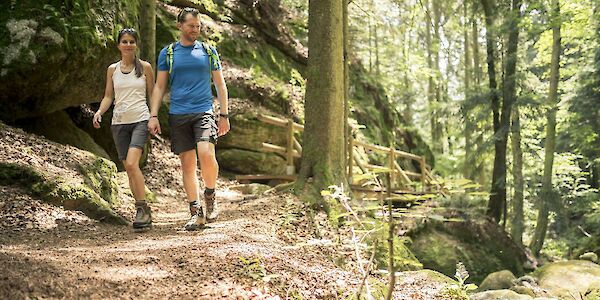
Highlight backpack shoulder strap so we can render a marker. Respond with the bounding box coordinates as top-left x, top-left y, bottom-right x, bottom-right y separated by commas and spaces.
201, 42, 220, 71
166, 42, 176, 75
